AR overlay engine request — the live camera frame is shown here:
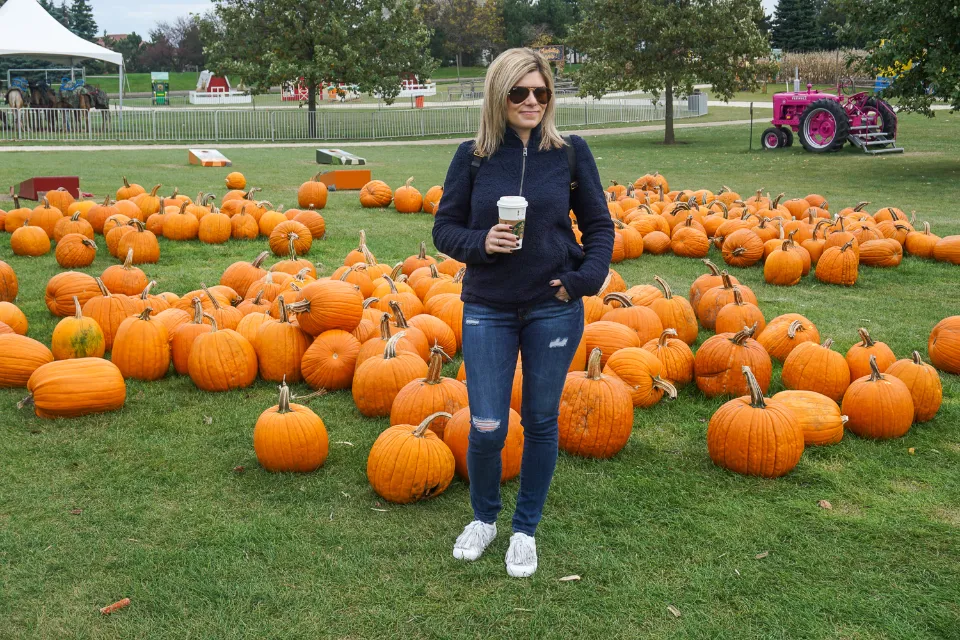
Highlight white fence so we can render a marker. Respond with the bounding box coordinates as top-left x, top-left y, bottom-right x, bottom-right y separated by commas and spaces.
0, 98, 708, 144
